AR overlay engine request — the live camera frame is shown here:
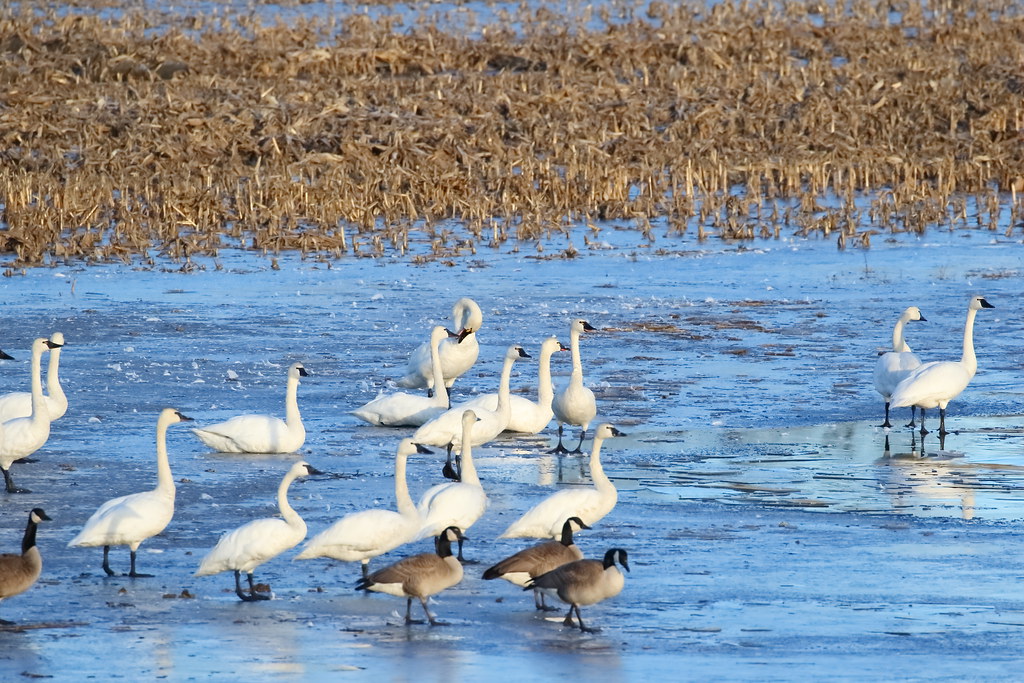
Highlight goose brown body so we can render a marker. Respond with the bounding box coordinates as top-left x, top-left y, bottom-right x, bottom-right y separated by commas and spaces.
528, 547, 629, 632
0, 508, 51, 621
